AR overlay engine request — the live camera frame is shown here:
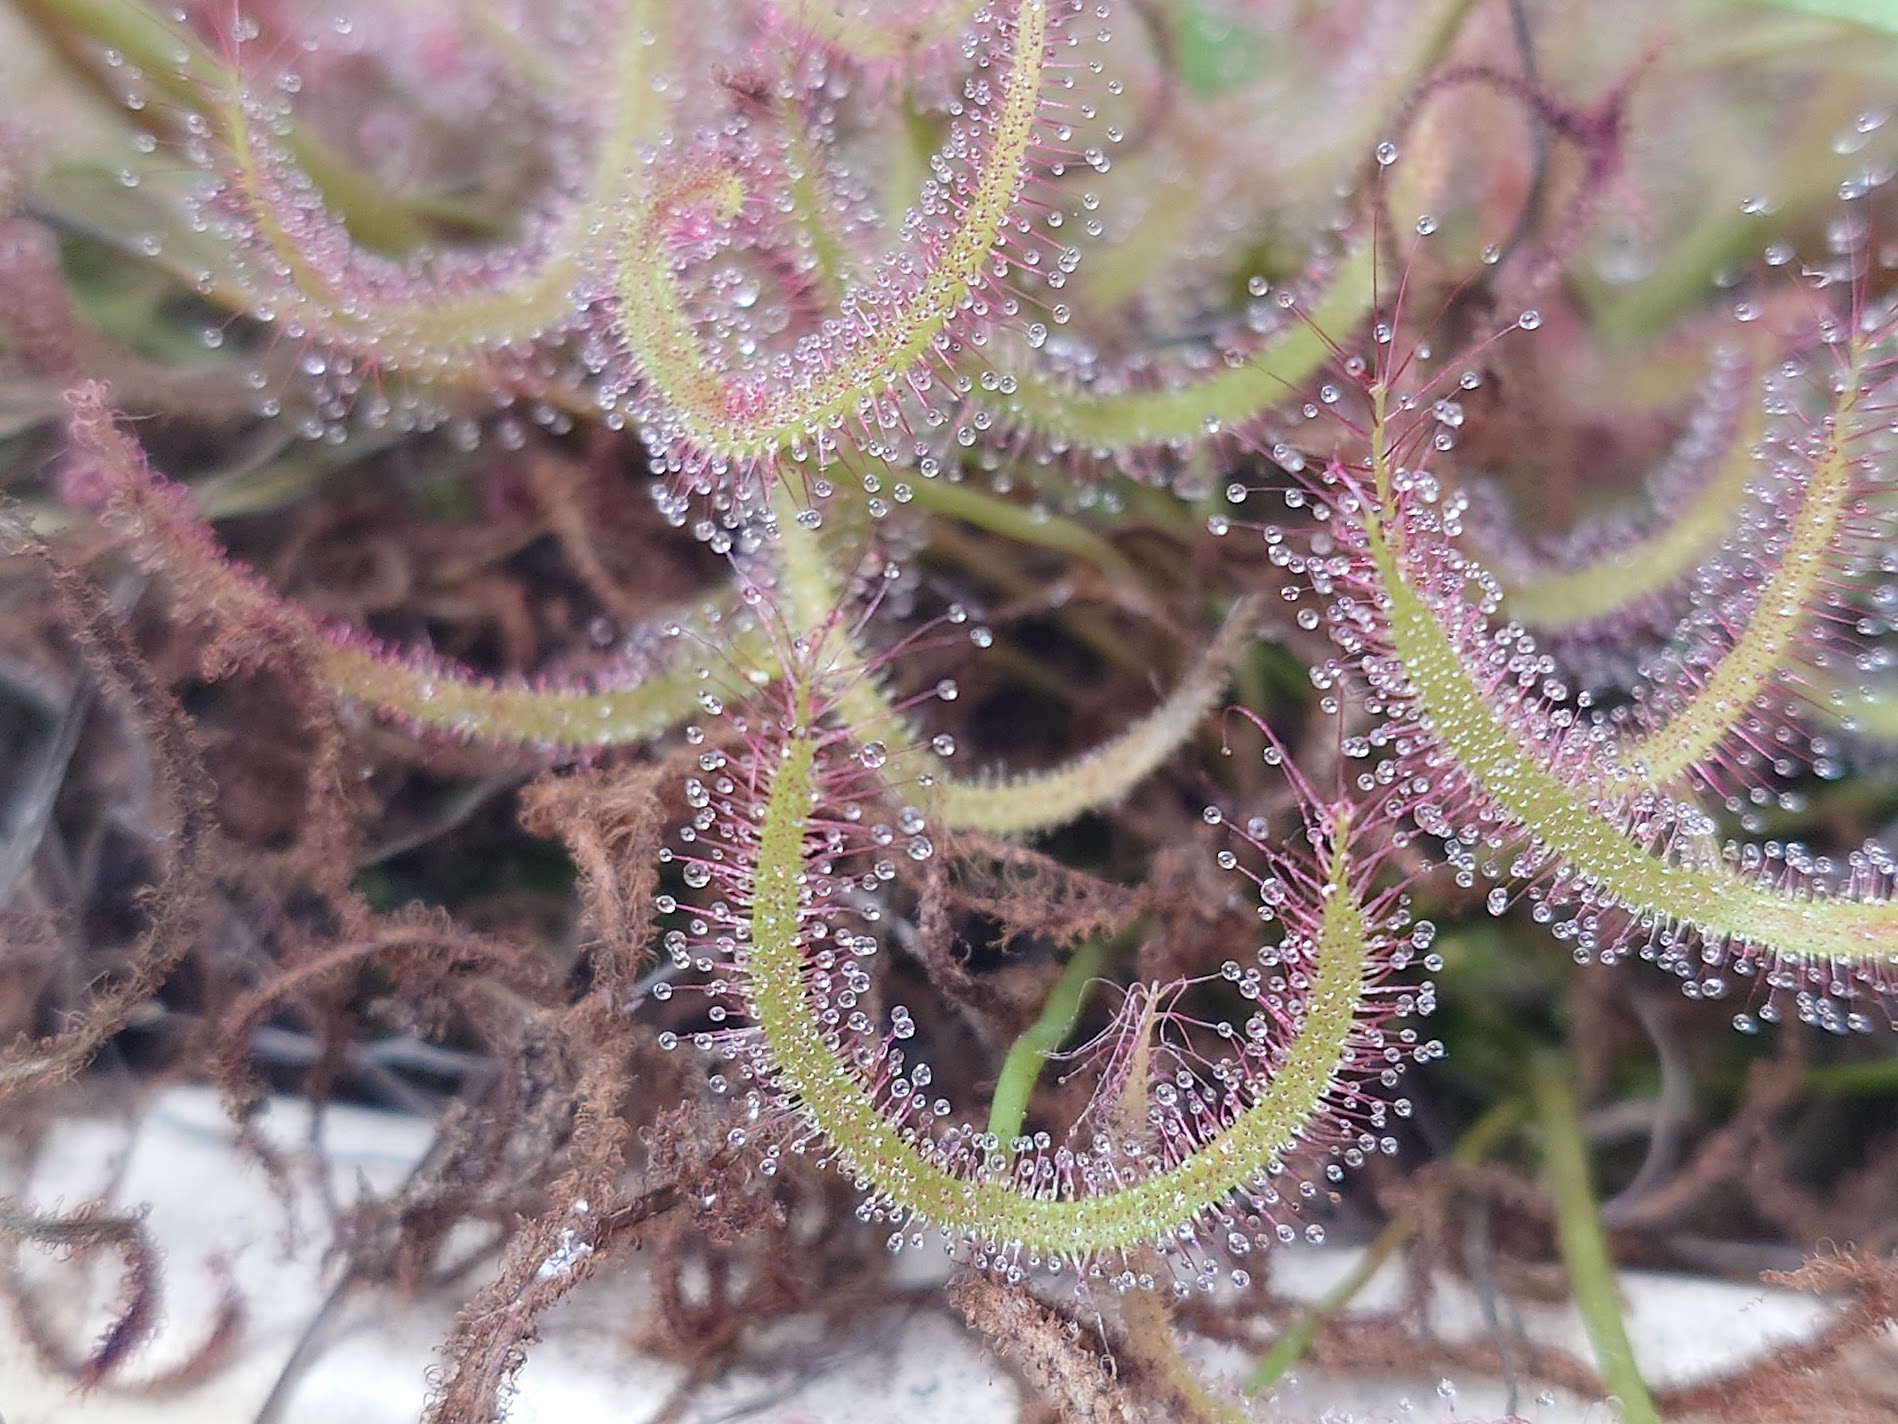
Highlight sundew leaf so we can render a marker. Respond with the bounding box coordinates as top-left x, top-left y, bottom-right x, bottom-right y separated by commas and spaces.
1495, 347, 1769, 636
199, 0, 673, 387
13, 0, 437, 253
1488, 328, 1884, 797
24, 0, 677, 412
1613, 348, 1870, 791
616, 0, 1073, 500
767, 484, 1261, 836
63, 388, 722, 753
1368, 509, 1898, 989
1312, 333, 1898, 1028
664, 636, 1429, 1274
977, 237, 1379, 473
